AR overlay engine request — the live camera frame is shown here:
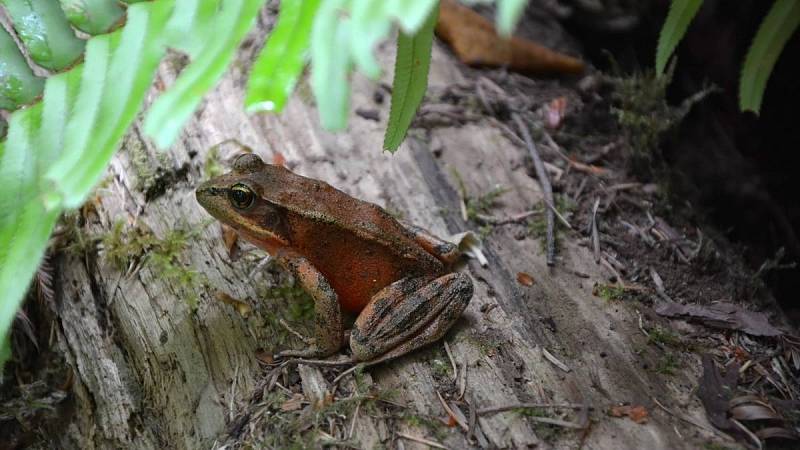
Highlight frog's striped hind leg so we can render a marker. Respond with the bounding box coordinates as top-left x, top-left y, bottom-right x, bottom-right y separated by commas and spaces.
349, 272, 473, 363
401, 222, 461, 265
